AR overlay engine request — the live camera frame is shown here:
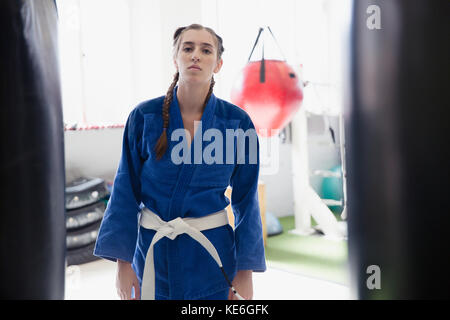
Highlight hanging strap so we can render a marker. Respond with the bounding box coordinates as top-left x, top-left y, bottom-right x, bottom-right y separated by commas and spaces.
266, 26, 286, 61
247, 26, 287, 83
260, 42, 266, 83
247, 27, 264, 62
247, 26, 287, 62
